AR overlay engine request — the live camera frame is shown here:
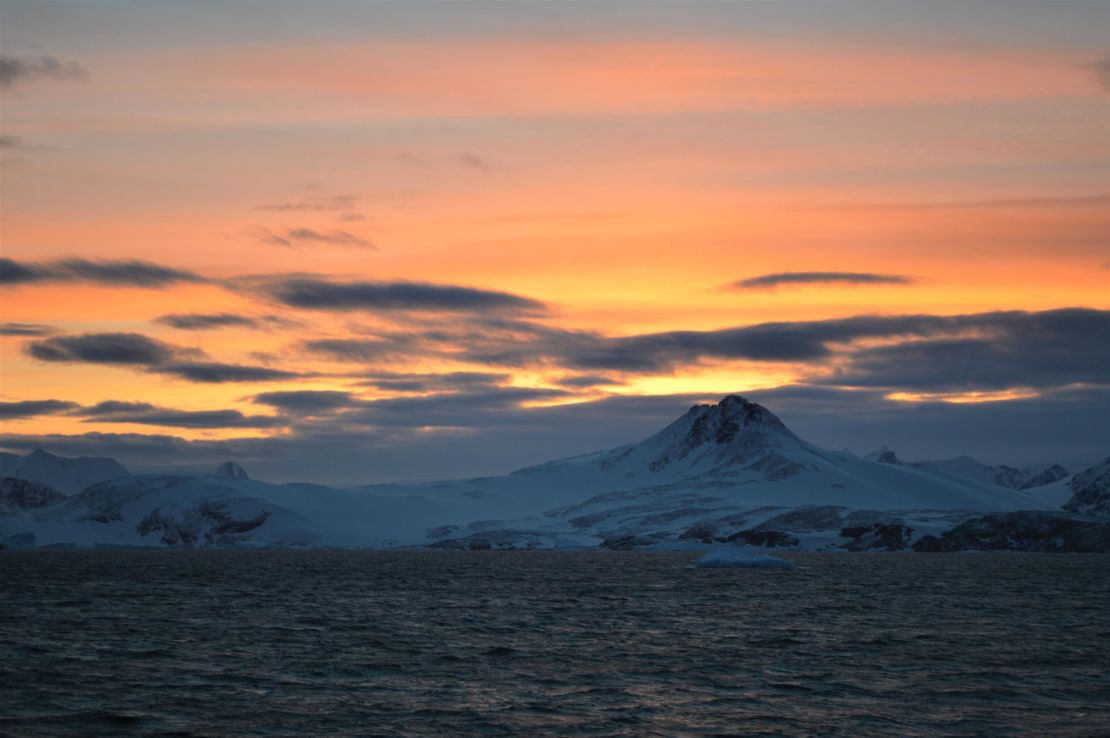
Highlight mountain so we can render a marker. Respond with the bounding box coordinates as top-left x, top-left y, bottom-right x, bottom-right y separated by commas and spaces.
214, 461, 250, 480
0, 396, 1079, 550
864, 446, 900, 464
0, 449, 129, 495
1063, 457, 1110, 518
858, 447, 1068, 491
